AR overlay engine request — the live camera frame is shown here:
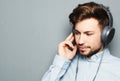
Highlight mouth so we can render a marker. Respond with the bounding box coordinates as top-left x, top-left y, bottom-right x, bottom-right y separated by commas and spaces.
78, 46, 89, 51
